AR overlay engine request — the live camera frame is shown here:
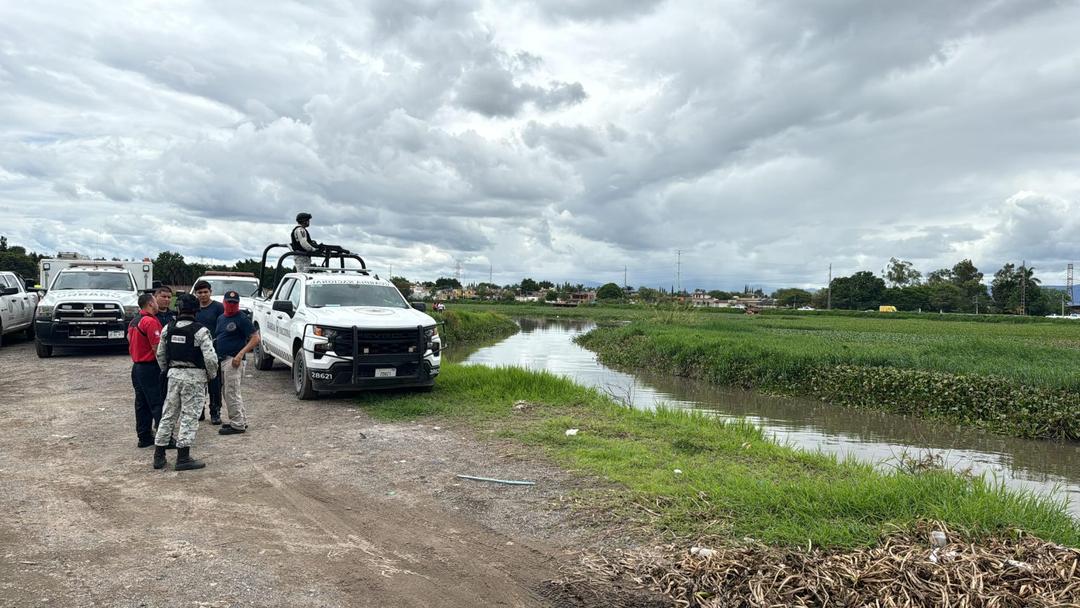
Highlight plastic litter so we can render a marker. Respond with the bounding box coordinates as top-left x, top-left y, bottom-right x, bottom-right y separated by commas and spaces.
565, 429, 579, 436
456, 474, 536, 486
690, 547, 715, 558
930, 530, 948, 547
673, 469, 683, 475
